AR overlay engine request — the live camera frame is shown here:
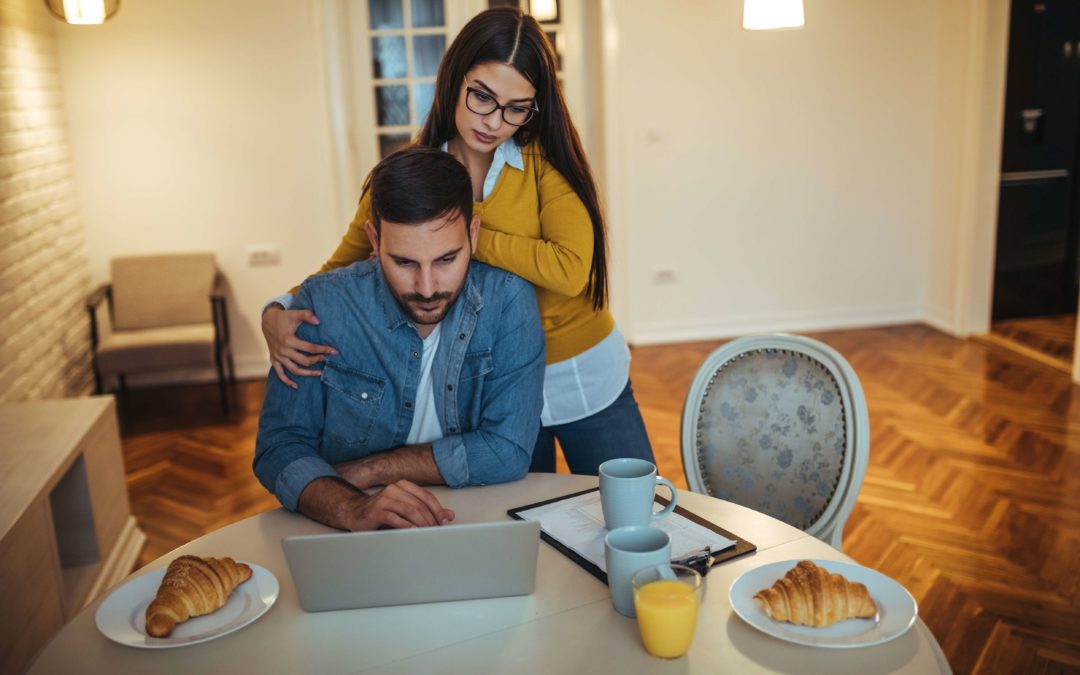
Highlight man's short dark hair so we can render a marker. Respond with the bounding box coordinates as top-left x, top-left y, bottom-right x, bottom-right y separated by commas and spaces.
368, 147, 473, 233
